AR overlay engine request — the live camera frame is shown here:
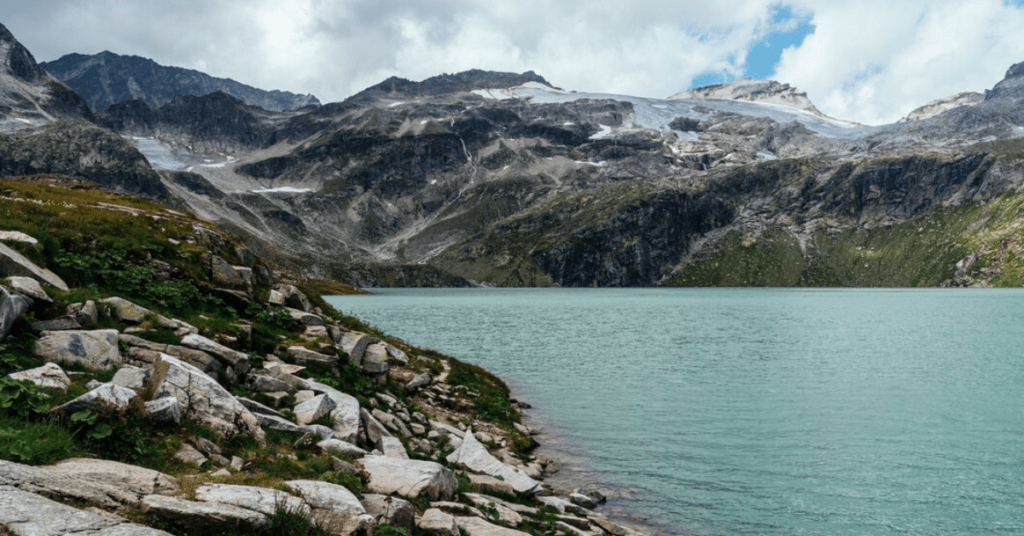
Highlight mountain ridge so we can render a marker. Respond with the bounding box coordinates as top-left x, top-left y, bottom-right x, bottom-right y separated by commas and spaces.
41, 50, 320, 112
